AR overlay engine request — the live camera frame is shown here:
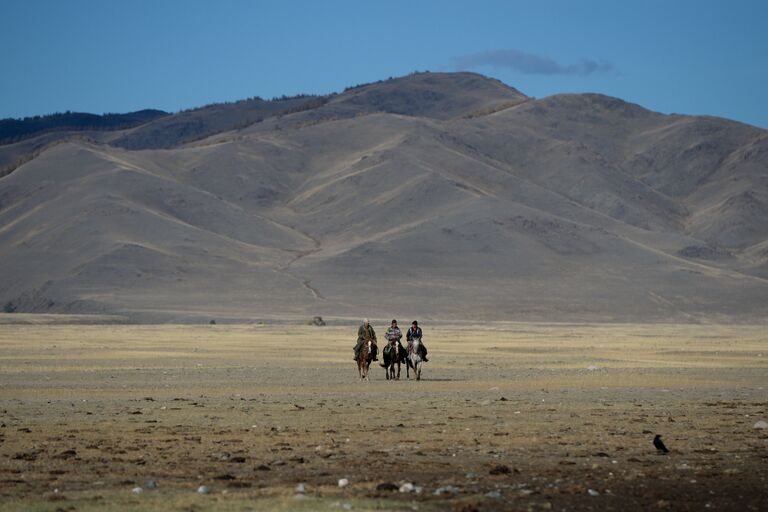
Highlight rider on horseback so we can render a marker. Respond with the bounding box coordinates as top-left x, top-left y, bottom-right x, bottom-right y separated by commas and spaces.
353, 318, 378, 361
406, 320, 428, 362
381, 319, 406, 367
